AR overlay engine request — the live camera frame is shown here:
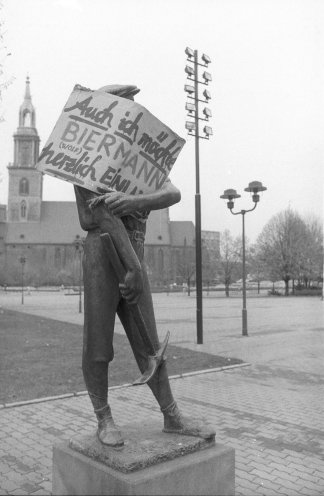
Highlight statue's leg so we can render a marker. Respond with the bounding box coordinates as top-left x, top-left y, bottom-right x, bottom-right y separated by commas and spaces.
117, 238, 216, 440
82, 230, 124, 447
117, 267, 175, 410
